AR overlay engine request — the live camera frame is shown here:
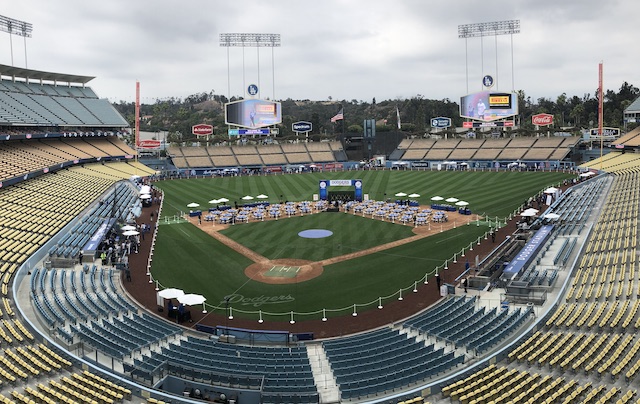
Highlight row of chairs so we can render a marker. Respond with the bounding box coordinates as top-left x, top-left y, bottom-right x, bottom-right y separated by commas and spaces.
403, 296, 475, 333
182, 335, 307, 359
127, 340, 317, 395
11, 367, 132, 404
